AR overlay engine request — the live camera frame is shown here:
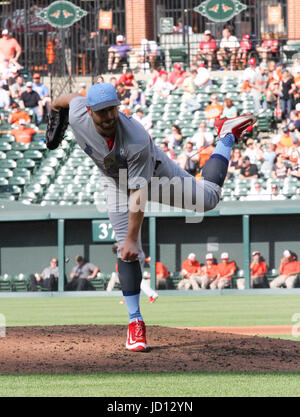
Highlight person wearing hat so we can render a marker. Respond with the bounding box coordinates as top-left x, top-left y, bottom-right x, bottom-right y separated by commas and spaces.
0, 29, 22, 67
32, 72, 51, 116
195, 30, 216, 70
238, 156, 259, 180
237, 251, 269, 290
107, 35, 131, 73
236, 34, 253, 70
20, 81, 43, 125
66, 255, 99, 291
50, 82, 256, 351
8, 101, 31, 126
169, 62, 186, 88
242, 57, 267, 113
270, 250, 300, 289
153, 70, 175, 100
210, 252, 237, 290
117, 68, 139, 90
198, 253, 218, 289
144, 256, 169, 292
2, 119, 40, 144
178, 253, 202, 290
